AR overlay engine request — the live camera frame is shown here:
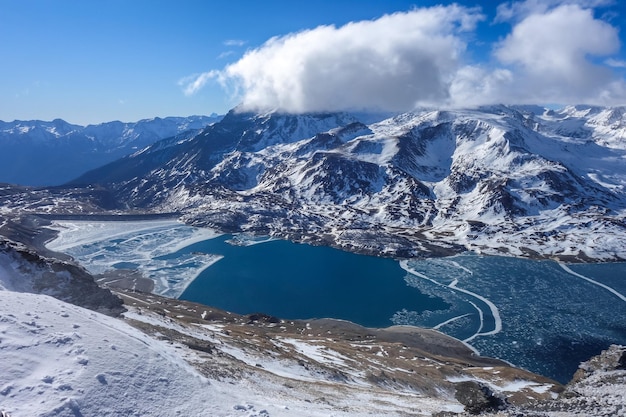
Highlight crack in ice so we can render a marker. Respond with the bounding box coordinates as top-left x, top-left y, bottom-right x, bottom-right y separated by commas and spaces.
399, 260, 502, 343
559, 263, 626, 303
432, 313, 471, 330
464, 301, 484, 343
